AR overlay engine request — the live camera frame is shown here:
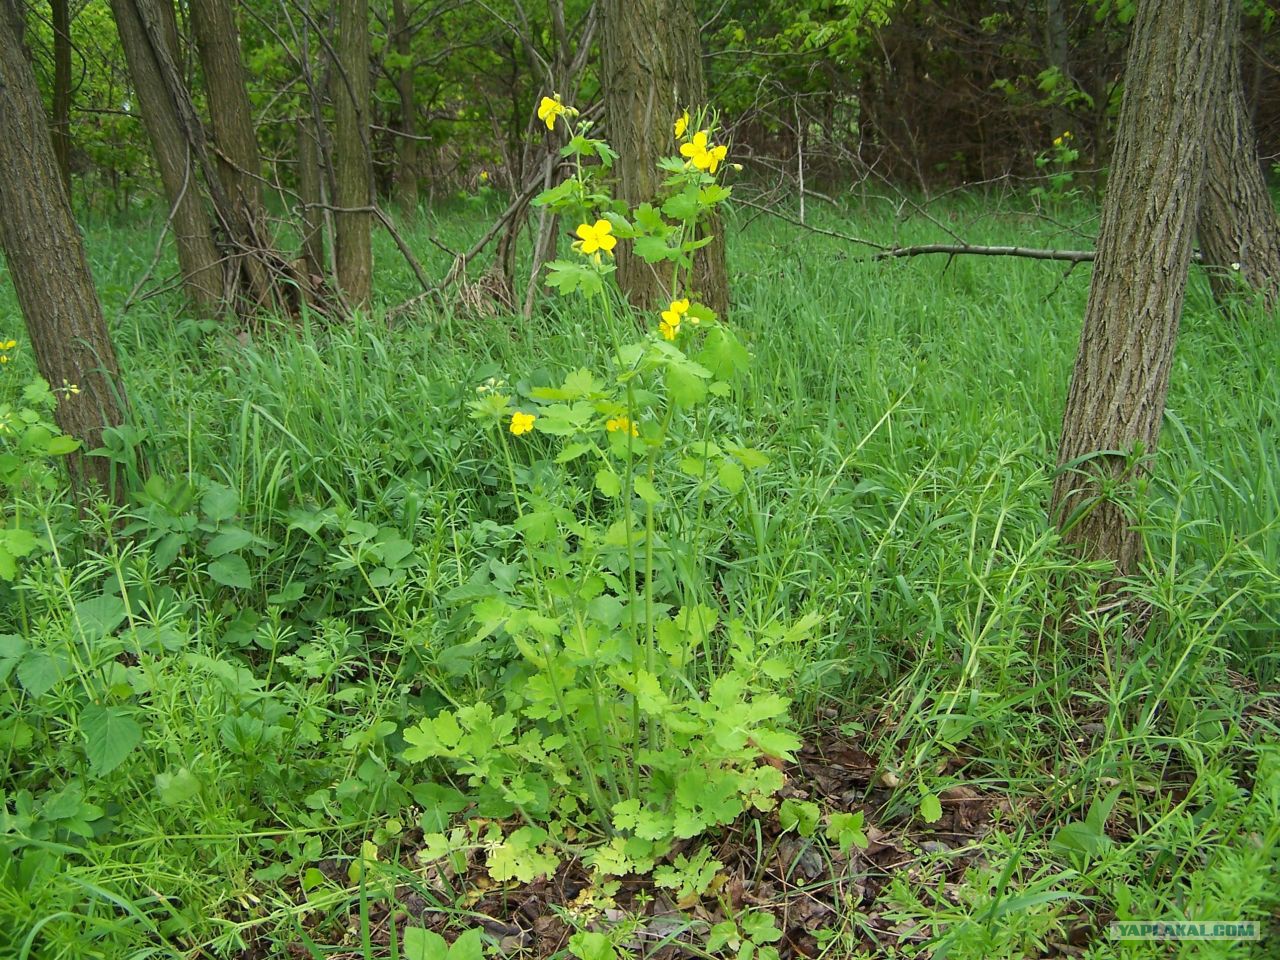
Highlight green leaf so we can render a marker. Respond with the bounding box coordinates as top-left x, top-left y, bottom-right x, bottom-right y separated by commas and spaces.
697, 325, 750, 380
825, 810, 869, 854
718, 458, 745, 494
661, 186, 700, 222
0, 634, 27, 683
449, 929, 485, 960
155, 767, 202, 805
569, 931, 617, 960
666, 362, 707, 408
81, 703, 143, 776
633, 476, 662, 505
779, 798, 821, 837
402, 927, 449, 960
75, 594, 127, 640
201, 483, 239, 523
207, 554, 251, 590
206, 527, 254, 556
633, 235, 679, 263
17, 652, 68, 698
919, 792, 943, 824
595, 469, 621, 498
45, 435, 81, 456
